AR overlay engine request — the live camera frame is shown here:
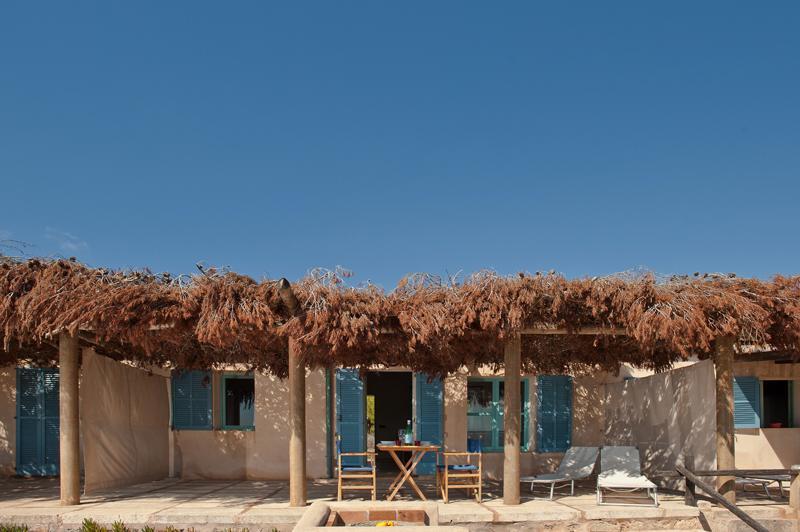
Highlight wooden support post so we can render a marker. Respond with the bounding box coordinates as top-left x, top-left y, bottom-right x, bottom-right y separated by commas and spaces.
683, 454, 696, 507
790, 465, 800, 514
289, 337, 307, 507
59, 333, 81, 506
503, 333, 521, 506
278, 278, 307, 507
714, 336, 736, 503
